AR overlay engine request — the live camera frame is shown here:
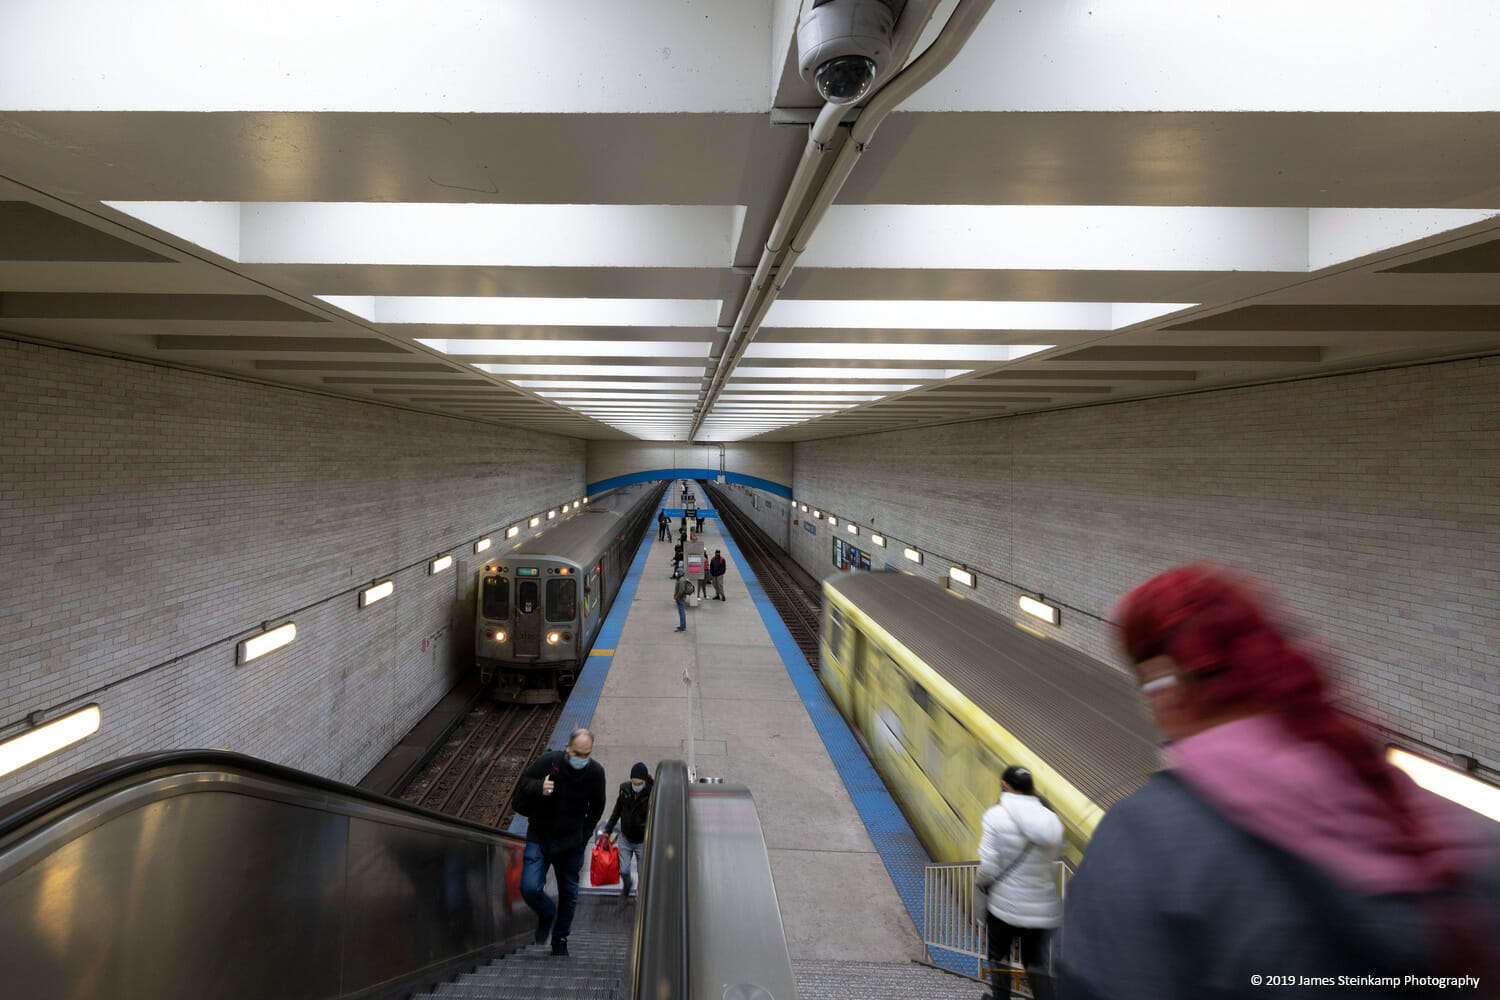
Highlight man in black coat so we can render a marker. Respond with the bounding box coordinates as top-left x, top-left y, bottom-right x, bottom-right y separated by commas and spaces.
603, 762, 654, 900
517, 727, 606, 957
